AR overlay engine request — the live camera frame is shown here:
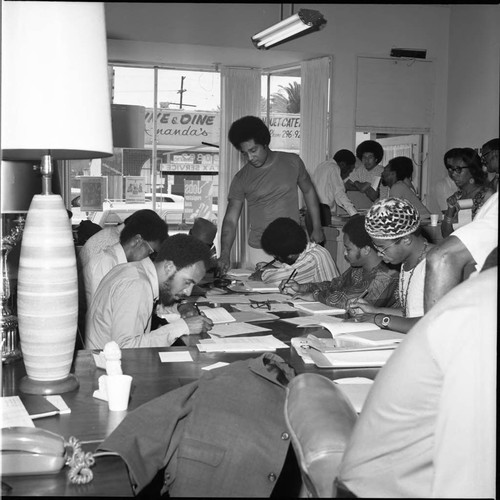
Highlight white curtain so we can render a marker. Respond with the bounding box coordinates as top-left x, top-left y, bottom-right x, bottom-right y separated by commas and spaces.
219, 66, 261, 266
300, 57, 331, 176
